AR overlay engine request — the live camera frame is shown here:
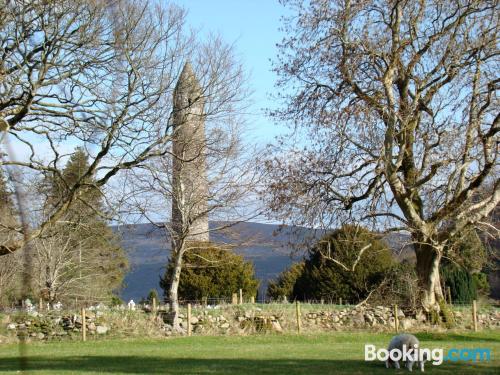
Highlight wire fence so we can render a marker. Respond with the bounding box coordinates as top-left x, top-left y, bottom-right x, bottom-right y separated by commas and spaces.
1, 296, 497, 312
2, 295, 498, 343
